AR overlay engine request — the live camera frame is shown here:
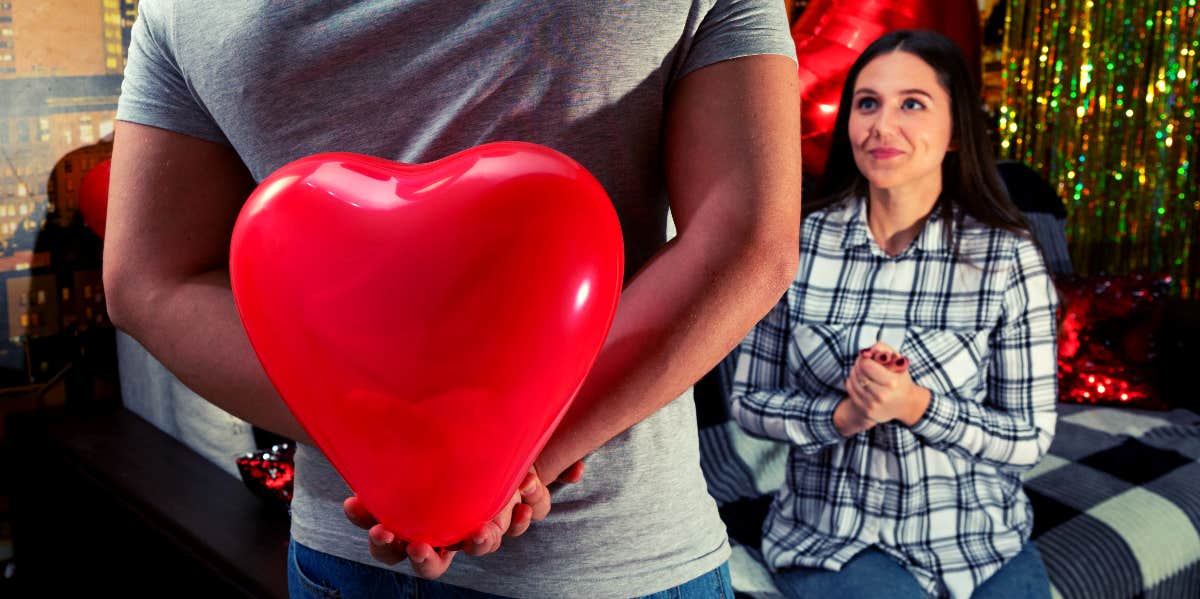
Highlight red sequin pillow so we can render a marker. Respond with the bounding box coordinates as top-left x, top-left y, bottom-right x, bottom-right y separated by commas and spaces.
1056, 274, 1173, 410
